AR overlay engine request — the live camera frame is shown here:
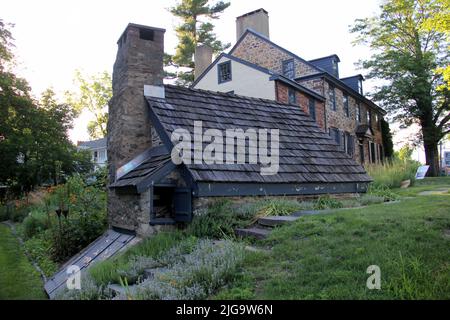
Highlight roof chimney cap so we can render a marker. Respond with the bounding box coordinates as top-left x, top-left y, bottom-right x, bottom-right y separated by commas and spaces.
117, 23, 166, 45
236, 8, 268, 19
236, 8, 270, 41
